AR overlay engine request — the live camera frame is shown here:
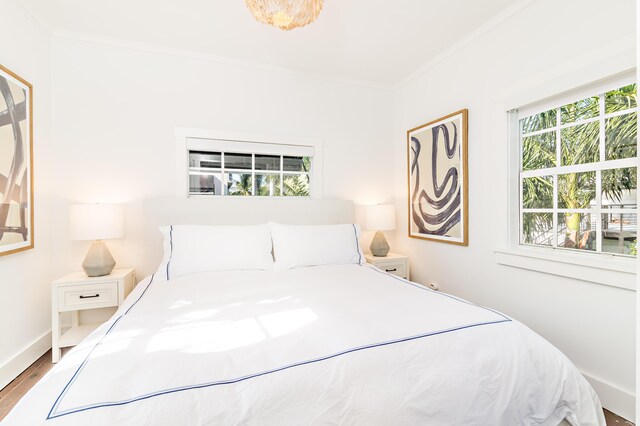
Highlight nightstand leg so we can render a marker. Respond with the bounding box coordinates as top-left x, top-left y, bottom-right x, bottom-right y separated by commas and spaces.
52, 312, 61, 363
